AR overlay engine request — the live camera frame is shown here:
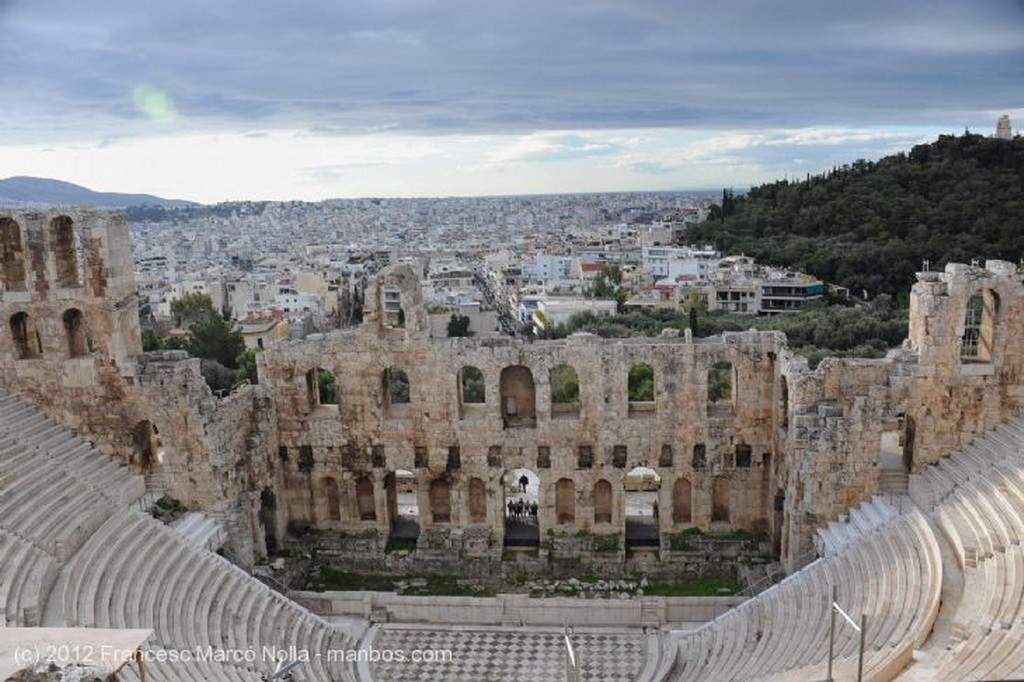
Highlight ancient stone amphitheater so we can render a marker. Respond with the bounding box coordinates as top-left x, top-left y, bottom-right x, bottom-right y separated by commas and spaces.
2, 208, 1024, 680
